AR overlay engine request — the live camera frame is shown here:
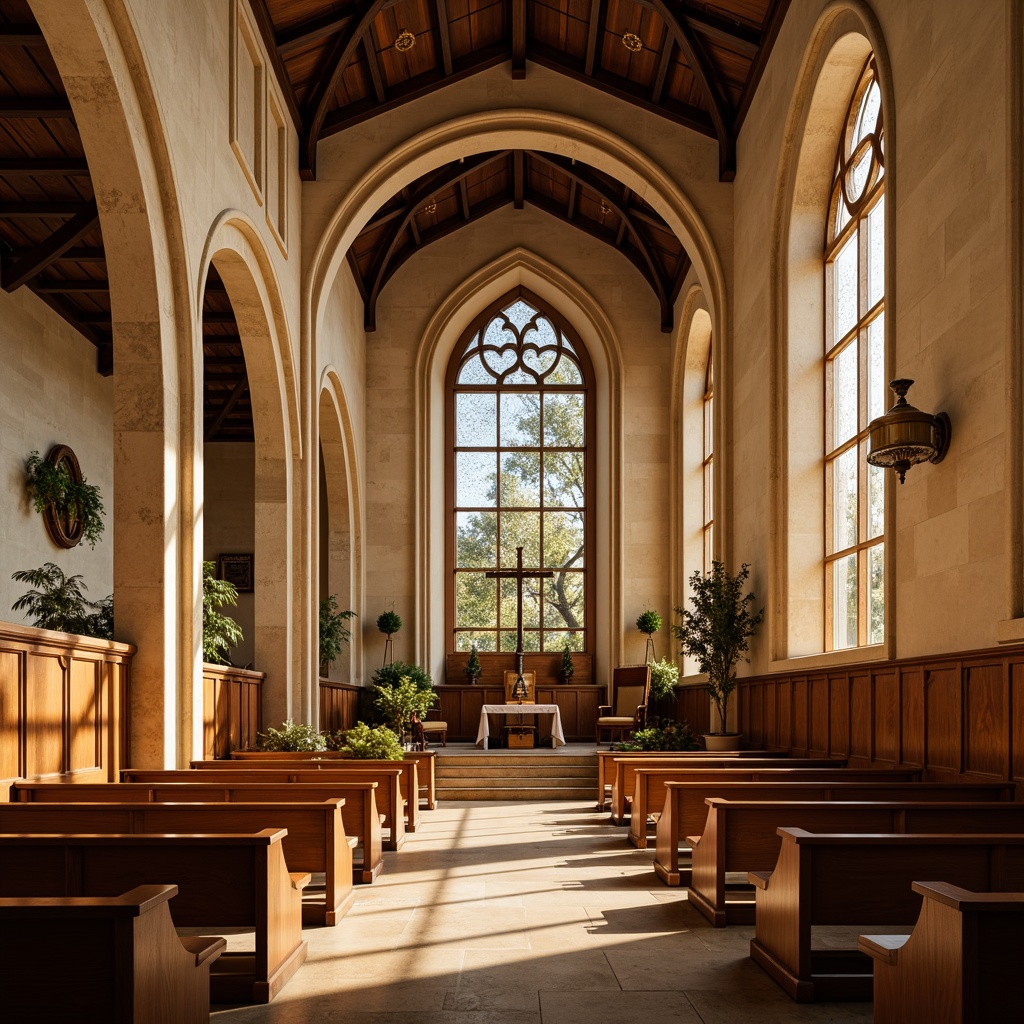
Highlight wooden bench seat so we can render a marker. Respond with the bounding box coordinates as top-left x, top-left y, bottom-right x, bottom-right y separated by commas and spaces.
11, 780, 384, 884
609, 756, 850, 825
748, 829, 1024, 1003
653, 780, 1016, 886
689, 799, 1024, 926
859, 881, 1024, 1023
0, 800, 355, 926
127, 766, 407, 851
627, 764, 919, 846
0, 829, 308, 1004
0, 884, 224, 1024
